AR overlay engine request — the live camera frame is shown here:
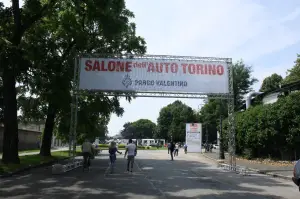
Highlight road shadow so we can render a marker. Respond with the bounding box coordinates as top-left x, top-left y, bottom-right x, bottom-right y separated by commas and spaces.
0, 151, 298, 199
